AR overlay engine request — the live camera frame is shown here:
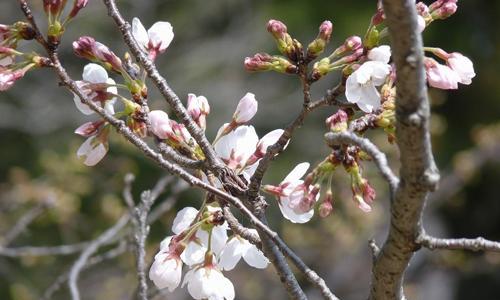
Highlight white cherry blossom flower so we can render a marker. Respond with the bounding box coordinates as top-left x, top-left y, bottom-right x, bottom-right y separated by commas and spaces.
345, 61, 391, 113
214, 125, 259, 176
182, 262, 235, 300
132, 17, 174, 59
76, 135, 108, 166
149, 236, 183, 292
219, 230, 269, 271
187, 93, 210, 130
265, 162, 317, 223
149, 110, 173, 140
446, 52, 475, 85
73, 63, 117, 115
425, 58, 459, 89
